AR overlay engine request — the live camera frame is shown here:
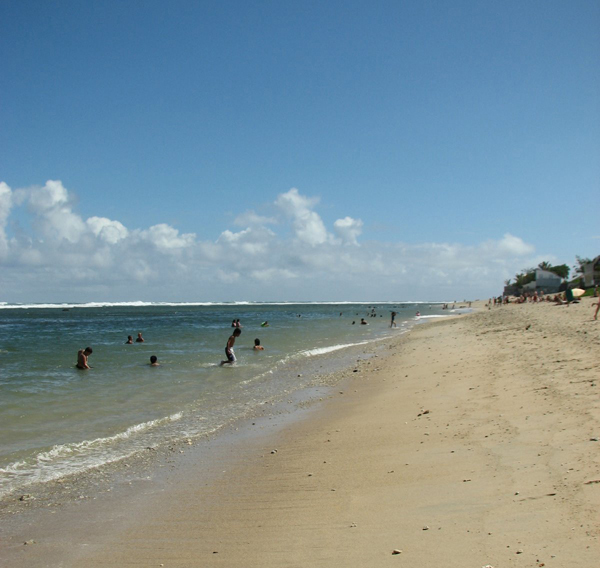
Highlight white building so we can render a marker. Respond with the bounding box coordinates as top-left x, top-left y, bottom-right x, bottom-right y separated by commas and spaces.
582, 256, 600, 288
522, 269, 563, 294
